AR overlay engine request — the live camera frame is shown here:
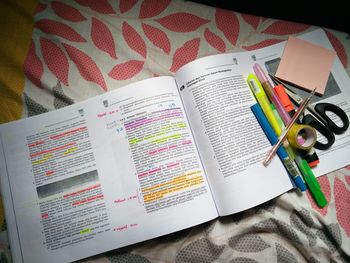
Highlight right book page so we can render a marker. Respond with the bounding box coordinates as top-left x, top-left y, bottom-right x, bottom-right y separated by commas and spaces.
175, 52, 293, 216
175, 29, 350, 216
